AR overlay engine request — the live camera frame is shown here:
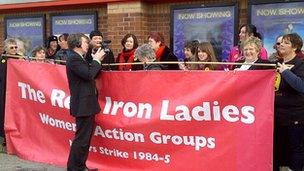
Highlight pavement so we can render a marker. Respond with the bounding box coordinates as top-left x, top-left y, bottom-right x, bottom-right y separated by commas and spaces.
0, 153, 65, 171
0, 137, 292, 171
0, 137, 65, 171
